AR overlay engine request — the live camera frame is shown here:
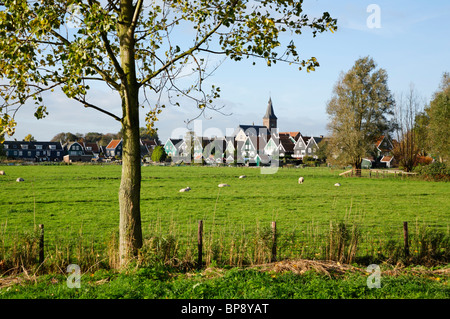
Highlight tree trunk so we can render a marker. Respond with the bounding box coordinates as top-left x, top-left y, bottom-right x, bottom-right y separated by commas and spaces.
118, 0, 143, 267
354, 159, 362, 177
